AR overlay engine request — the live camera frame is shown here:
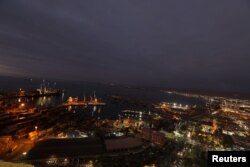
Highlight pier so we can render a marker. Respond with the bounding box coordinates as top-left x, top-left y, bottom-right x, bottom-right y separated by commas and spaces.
62, 96, 106, 106
63, 101, 106, 106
